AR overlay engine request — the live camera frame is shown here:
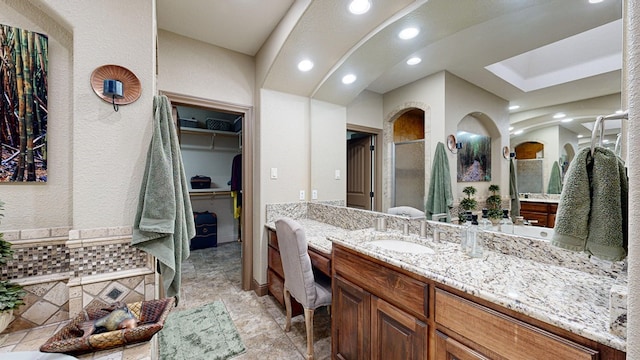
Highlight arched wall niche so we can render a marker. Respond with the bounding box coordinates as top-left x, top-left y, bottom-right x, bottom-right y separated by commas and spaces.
382, 102, 430, 211
455, 111, 503, 200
